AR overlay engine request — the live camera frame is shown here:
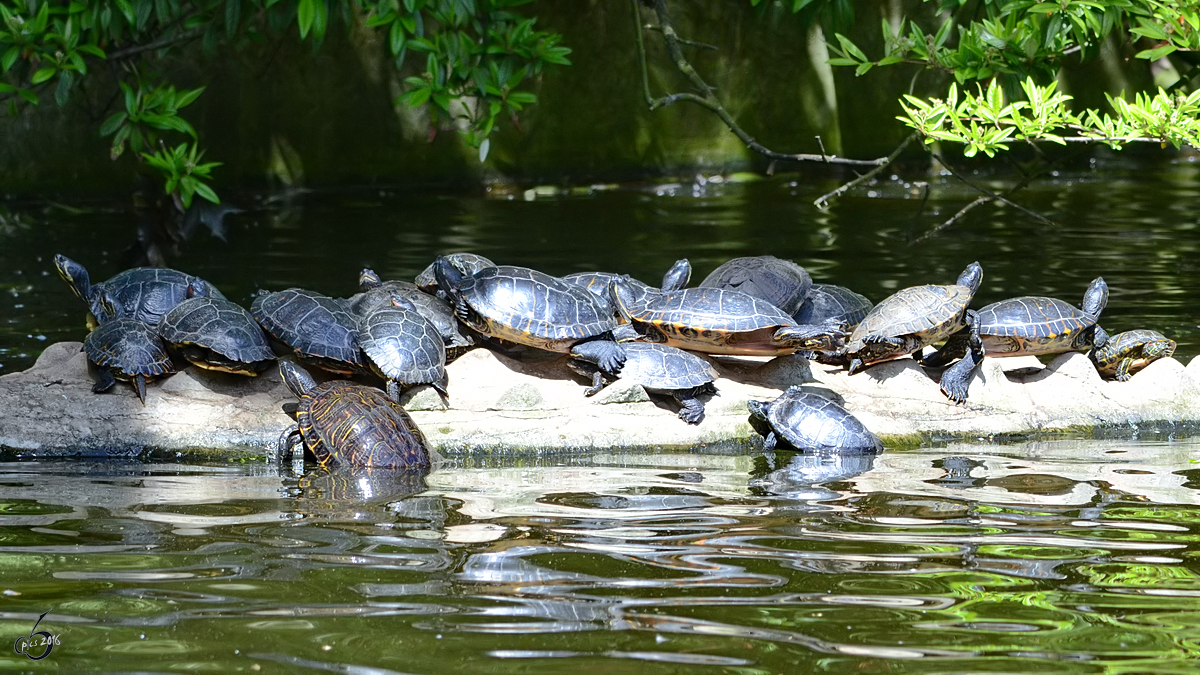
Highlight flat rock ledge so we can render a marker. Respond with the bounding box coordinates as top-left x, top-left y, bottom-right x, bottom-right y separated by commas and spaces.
3, 342, 1200, 458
